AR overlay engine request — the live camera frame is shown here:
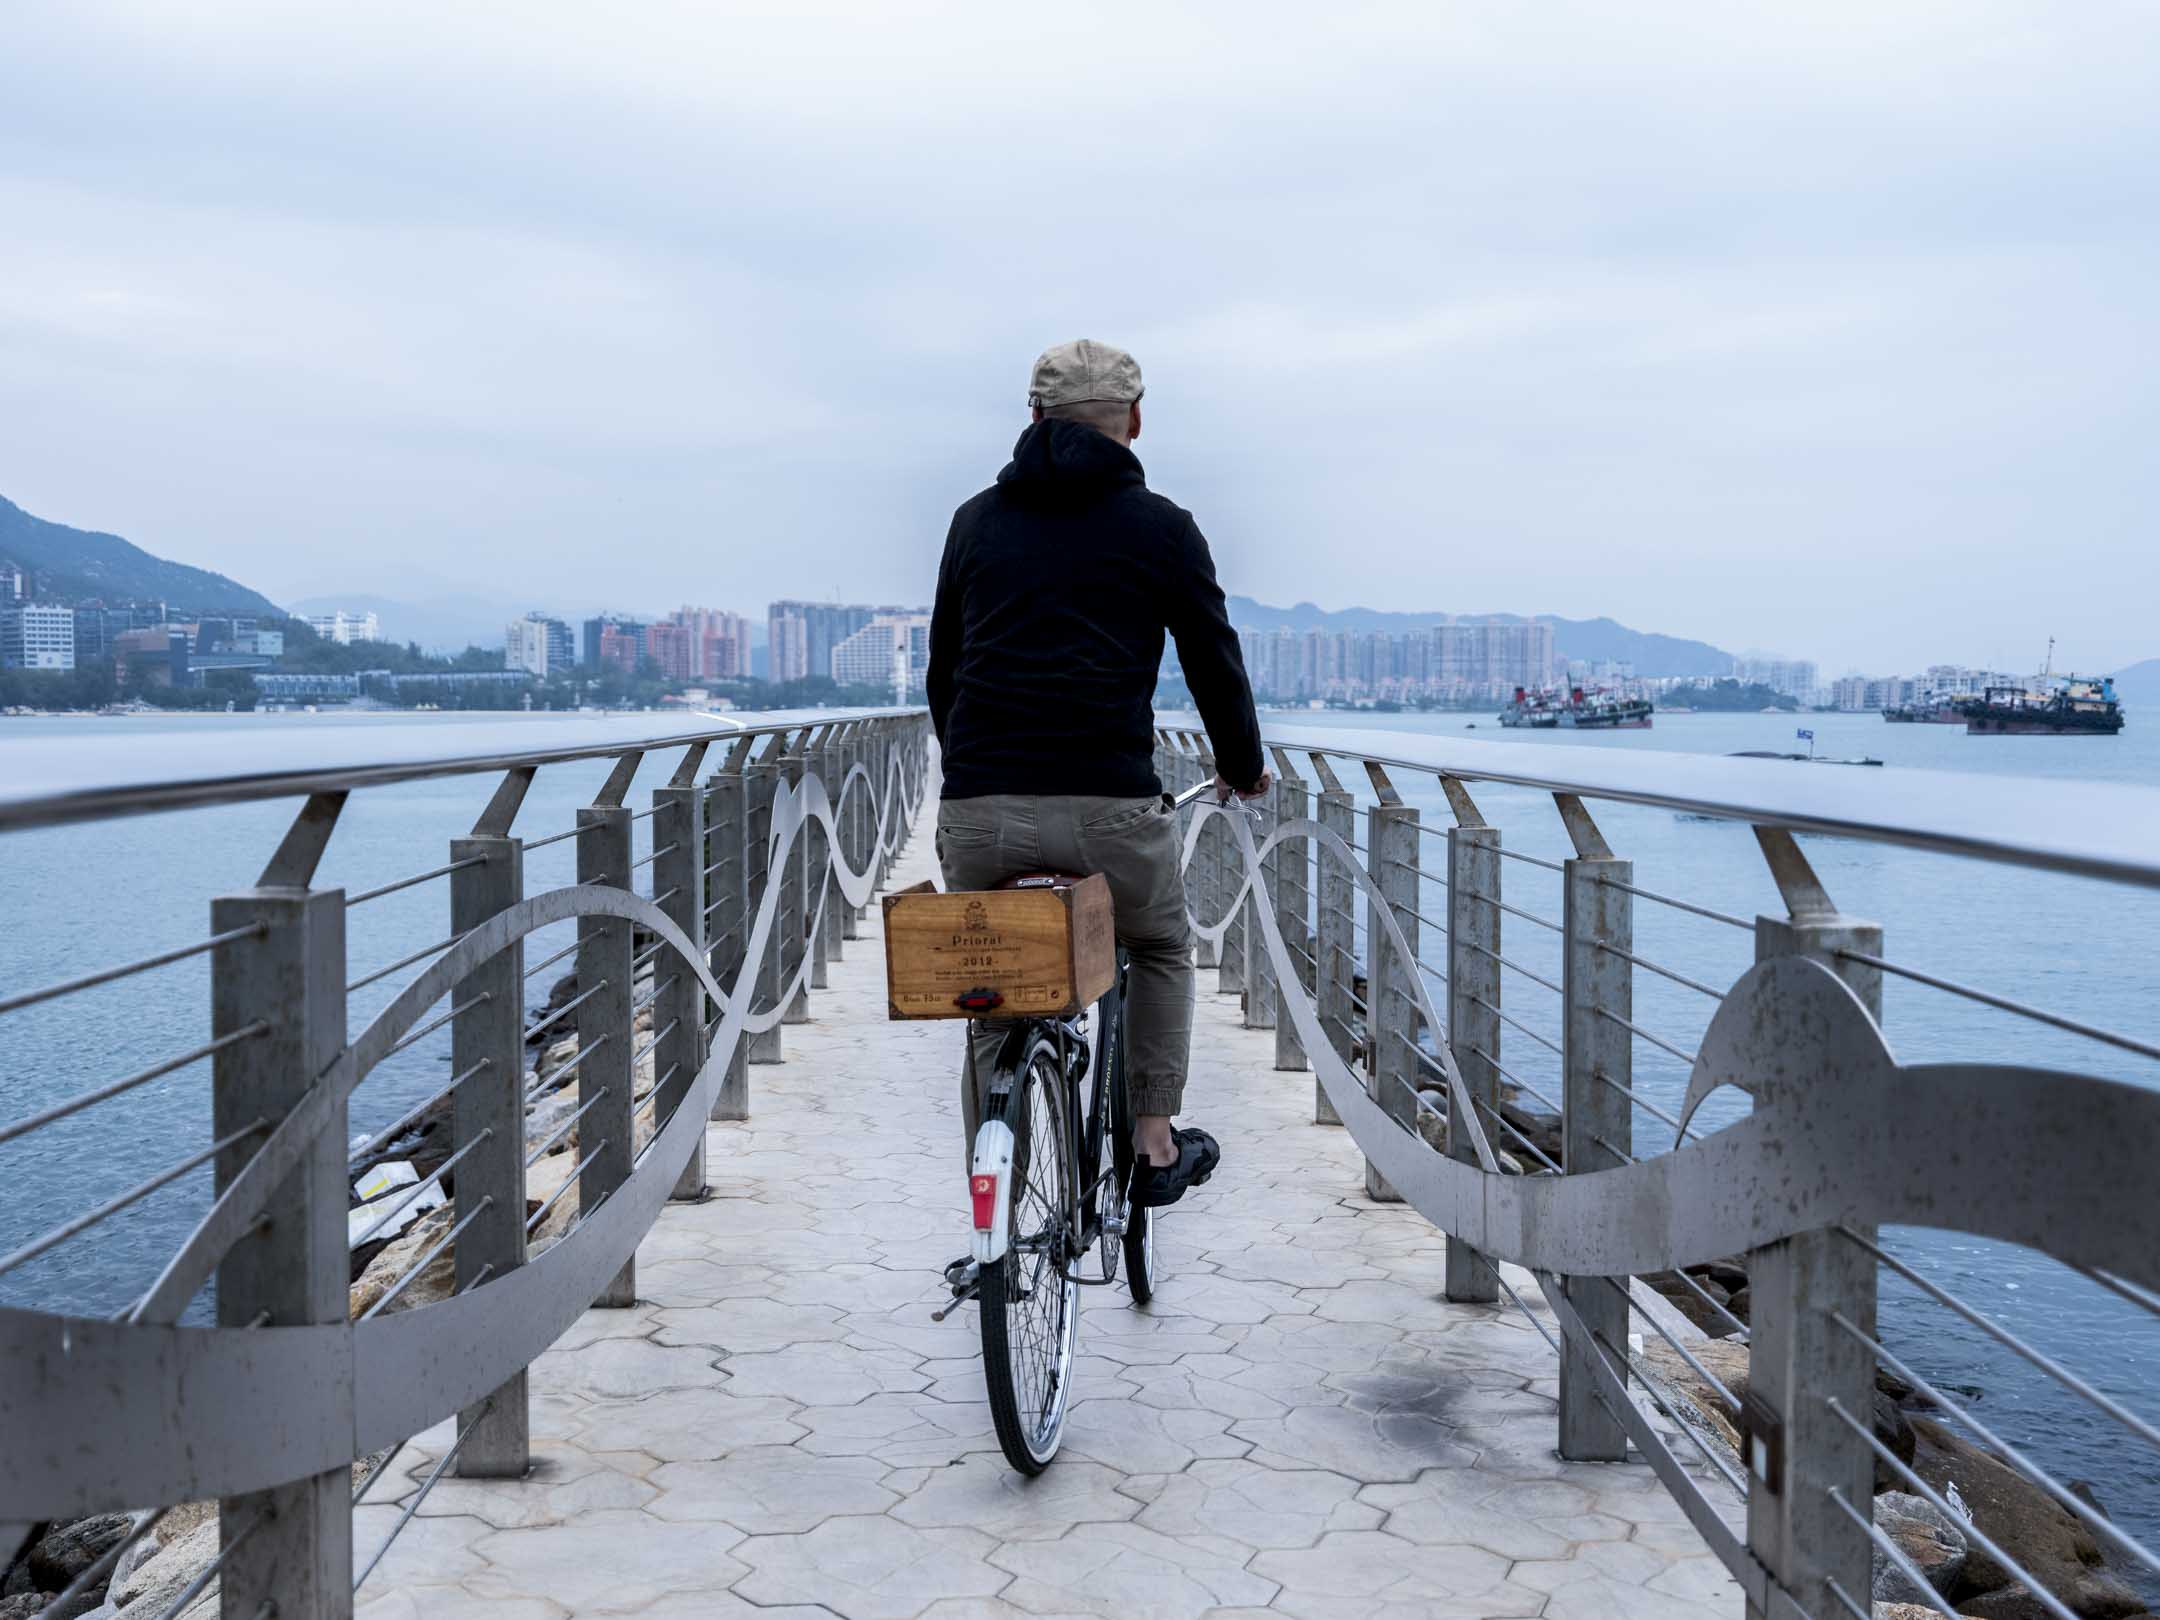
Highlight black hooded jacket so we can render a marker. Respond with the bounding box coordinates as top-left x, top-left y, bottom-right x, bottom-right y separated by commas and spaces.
928, 417, 1265, 800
